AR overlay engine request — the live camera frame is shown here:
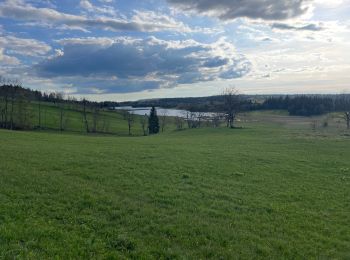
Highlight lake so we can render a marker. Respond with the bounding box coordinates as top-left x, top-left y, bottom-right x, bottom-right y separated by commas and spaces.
115, 106, 218, 119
